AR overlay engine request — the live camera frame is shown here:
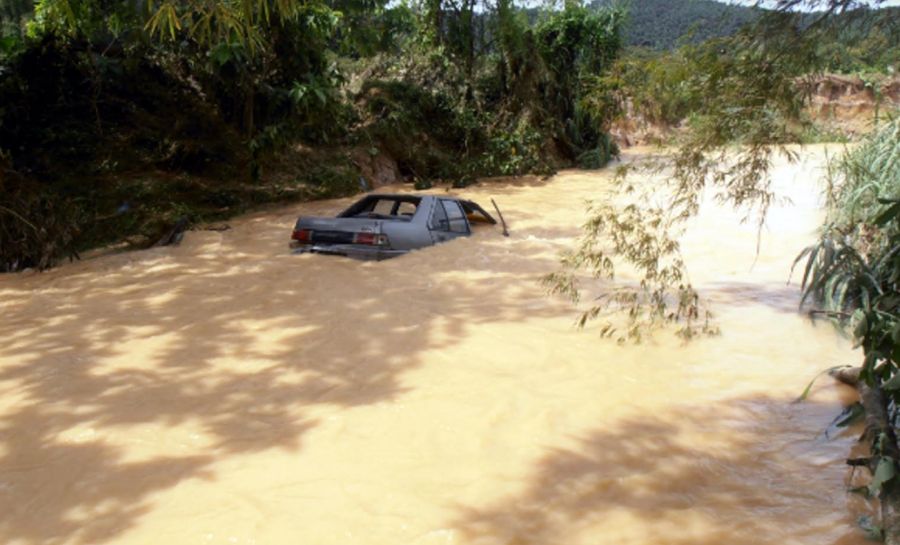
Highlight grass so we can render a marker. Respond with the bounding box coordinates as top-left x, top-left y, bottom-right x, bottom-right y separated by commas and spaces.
825, 115, 900, 227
